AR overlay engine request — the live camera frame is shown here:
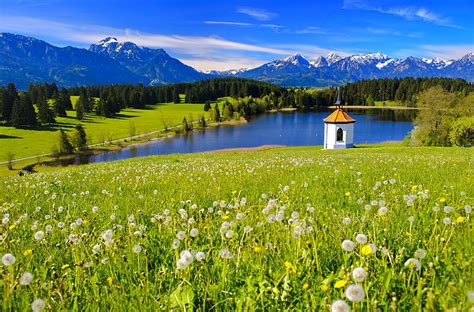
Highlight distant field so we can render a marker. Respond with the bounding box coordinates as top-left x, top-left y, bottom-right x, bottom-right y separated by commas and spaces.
0, 101, 209, 162
374, 100, 400, 107
0, 146, 472, 310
